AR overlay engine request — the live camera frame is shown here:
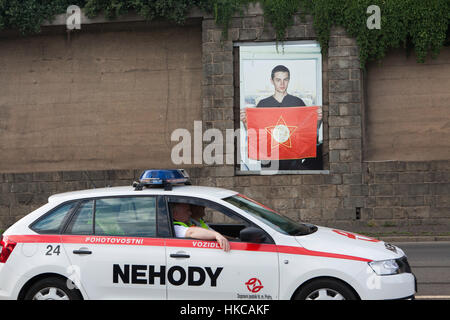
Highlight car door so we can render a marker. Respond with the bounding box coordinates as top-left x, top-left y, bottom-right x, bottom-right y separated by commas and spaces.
61, 196, 168, 299
165, 196, 279, 300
